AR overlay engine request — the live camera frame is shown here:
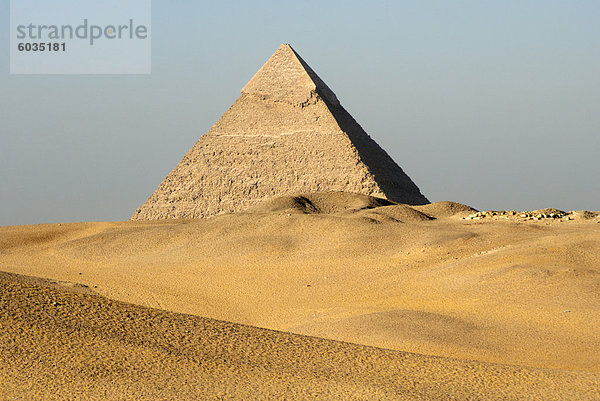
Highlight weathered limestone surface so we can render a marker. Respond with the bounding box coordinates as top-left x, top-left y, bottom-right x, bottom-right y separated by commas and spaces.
132, 44, 428, 220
